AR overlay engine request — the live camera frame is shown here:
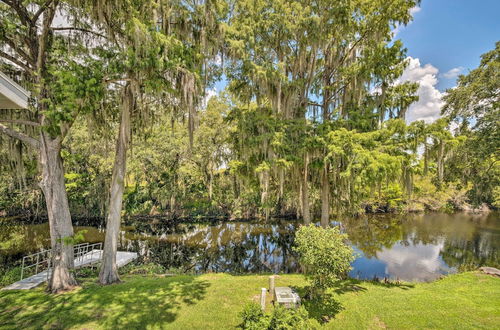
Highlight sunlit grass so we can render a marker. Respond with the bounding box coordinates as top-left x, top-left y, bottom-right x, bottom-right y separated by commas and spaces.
0, 272, 498, 329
